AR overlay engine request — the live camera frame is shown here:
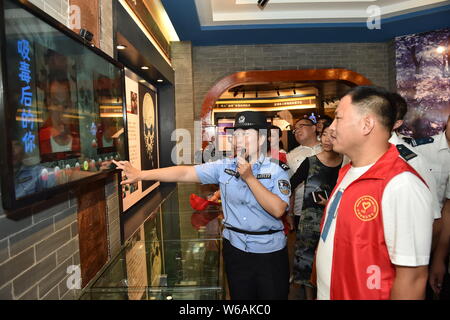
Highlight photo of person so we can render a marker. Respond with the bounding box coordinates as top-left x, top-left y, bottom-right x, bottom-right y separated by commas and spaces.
130, 91, 138, 115
38, 77, 81, 161
96, 116, 118, 152
36, 47, 81, 162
